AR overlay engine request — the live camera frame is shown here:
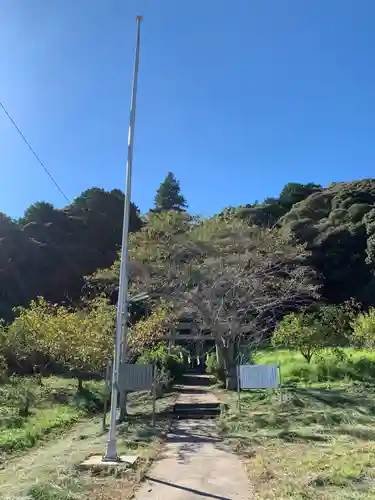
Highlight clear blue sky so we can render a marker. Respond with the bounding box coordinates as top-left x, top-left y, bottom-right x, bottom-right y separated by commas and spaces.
1, 0, 375, 219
